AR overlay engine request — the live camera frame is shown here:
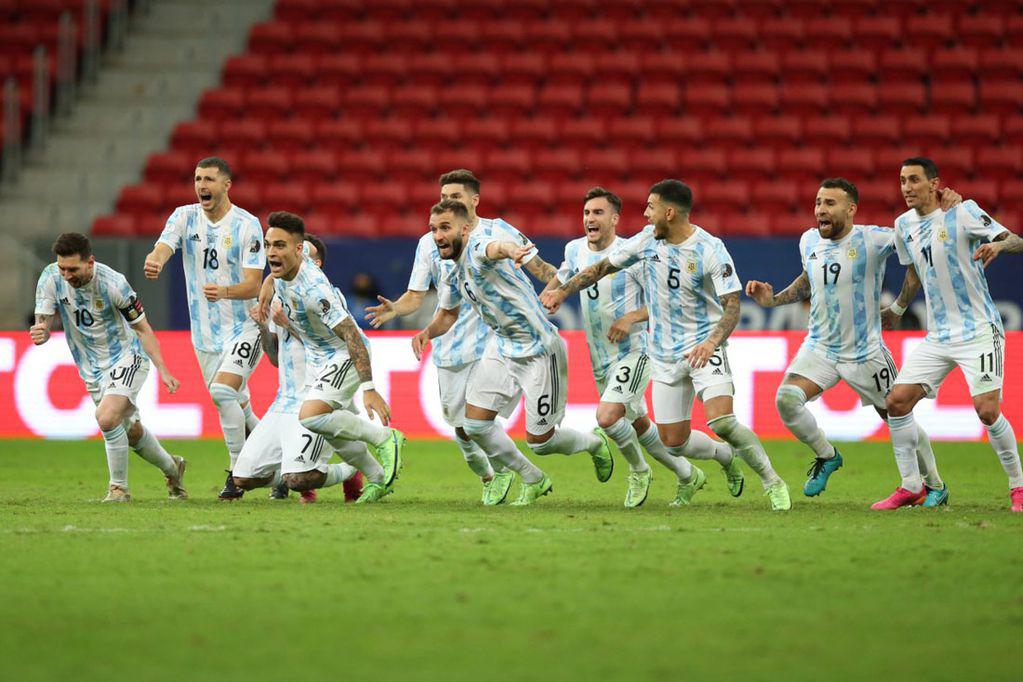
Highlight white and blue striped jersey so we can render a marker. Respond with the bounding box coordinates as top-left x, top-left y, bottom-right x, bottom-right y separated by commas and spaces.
439, 224, 557, 359
895, 200, 1007, 343
35, 262, 146, 385
800, 224, 894, 363
273, 261, 364, 369
266, 316, 307, 414
157, 203, 265, 353
608, 225, 742, 360
557, 236, 647, 378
